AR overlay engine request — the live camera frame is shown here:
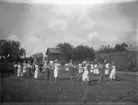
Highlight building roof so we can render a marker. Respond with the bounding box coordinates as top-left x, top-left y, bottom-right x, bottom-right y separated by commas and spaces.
124, 46, 138, 52
46, 48, 61, 55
